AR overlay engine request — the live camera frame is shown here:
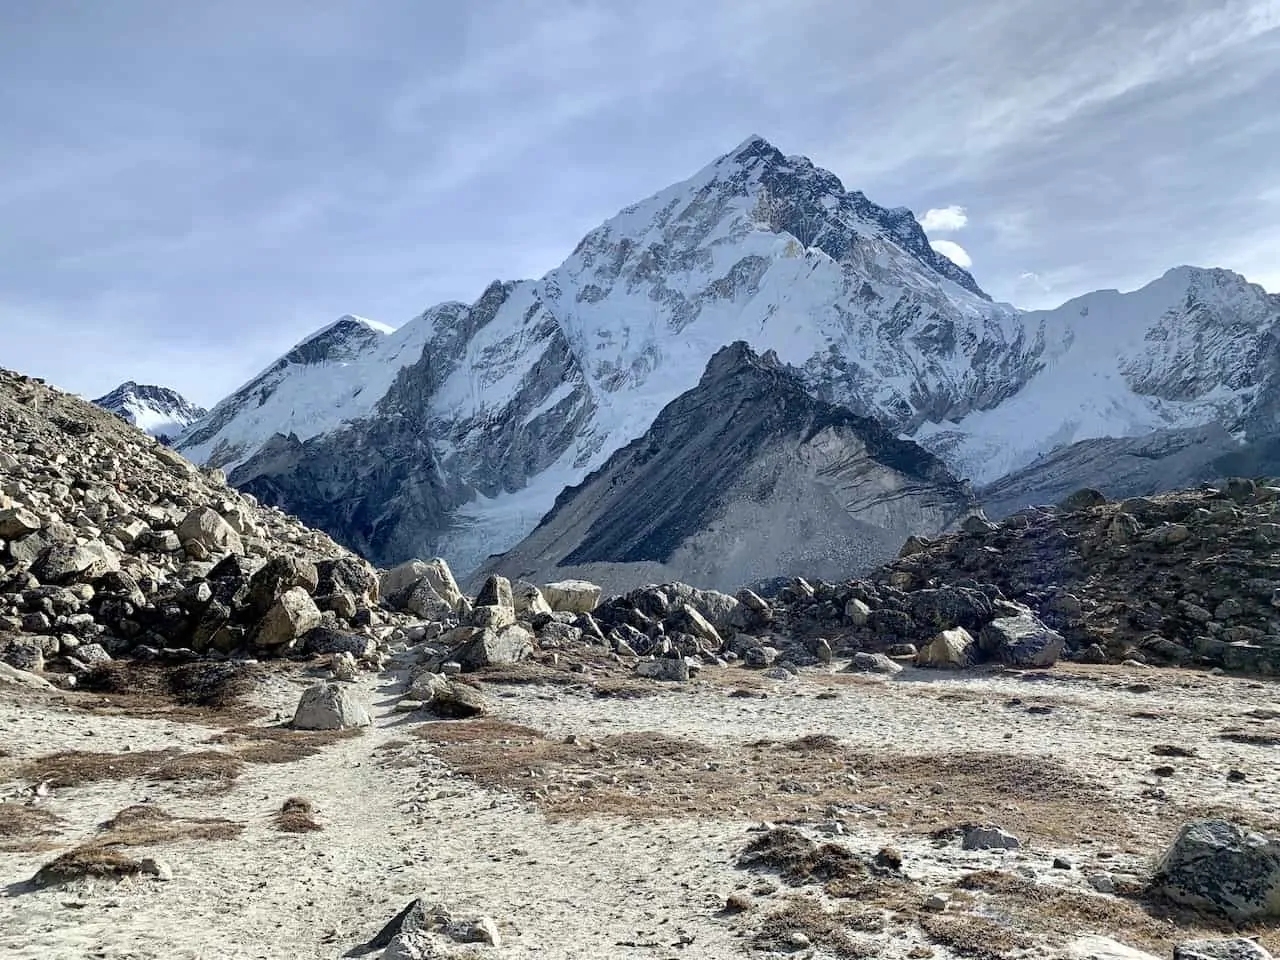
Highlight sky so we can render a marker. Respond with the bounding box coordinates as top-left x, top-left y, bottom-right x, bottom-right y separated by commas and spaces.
2, 0, 1279, 407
